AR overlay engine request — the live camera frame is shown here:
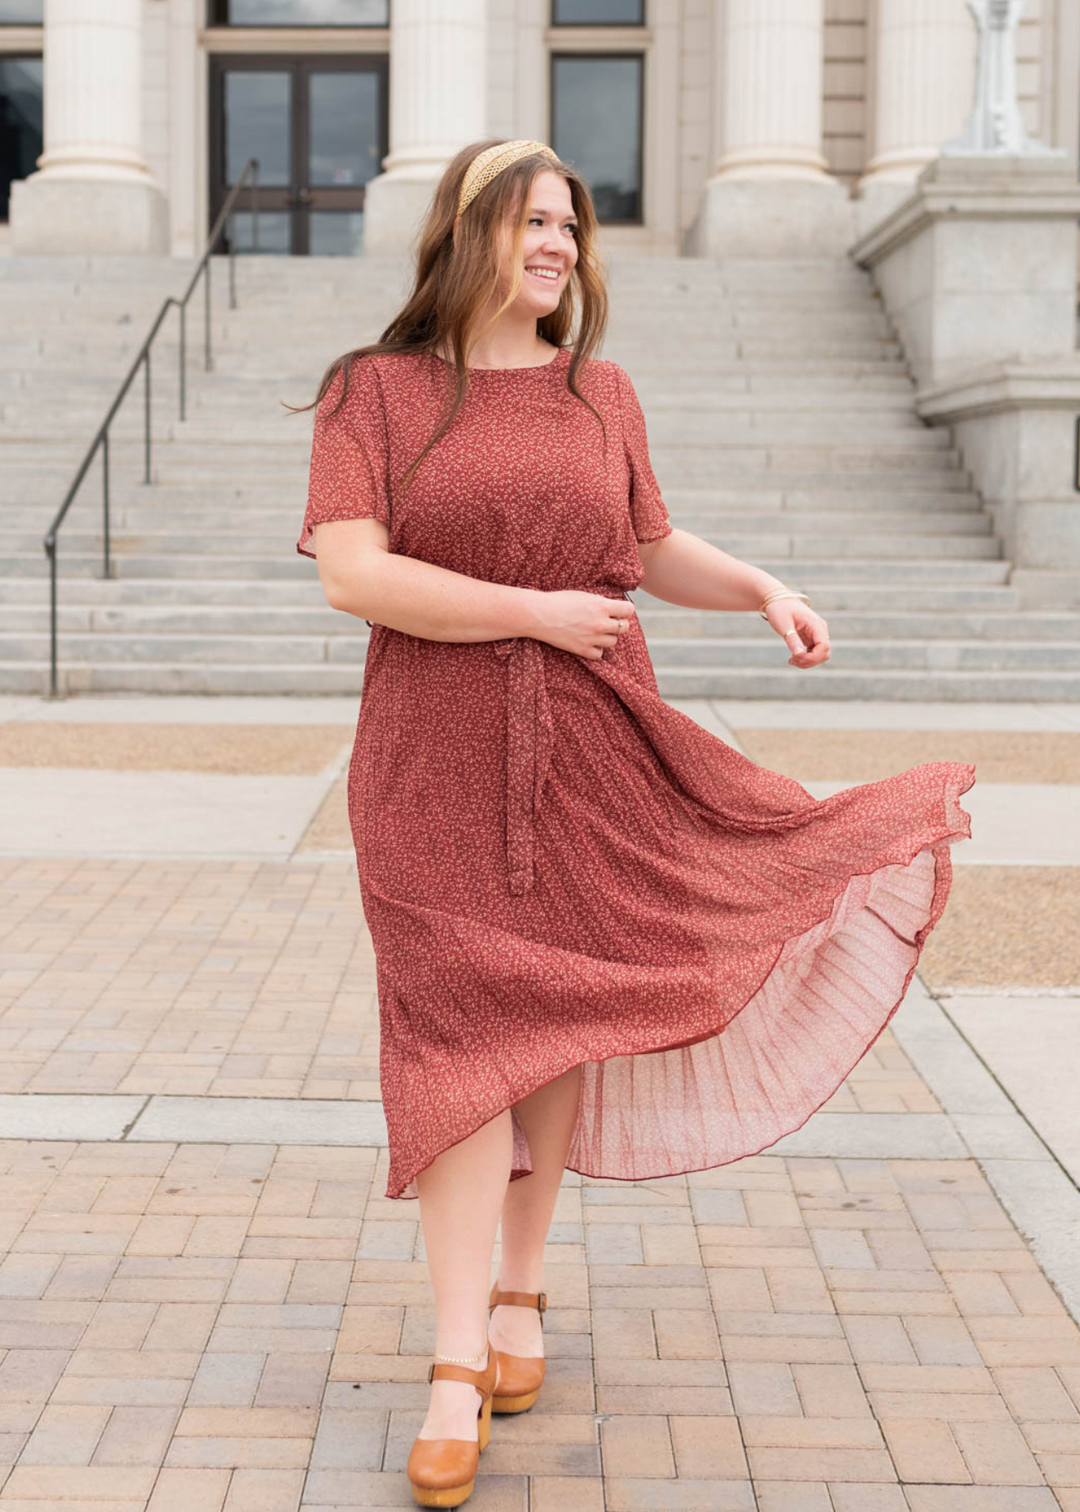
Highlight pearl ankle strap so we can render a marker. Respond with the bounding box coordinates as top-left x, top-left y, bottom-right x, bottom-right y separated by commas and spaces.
433, 1345, 488, 1365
